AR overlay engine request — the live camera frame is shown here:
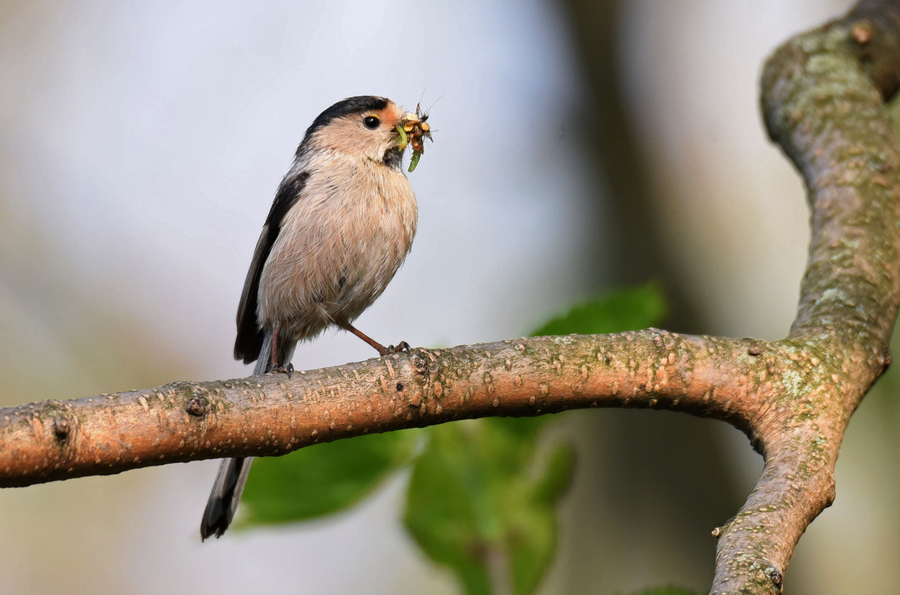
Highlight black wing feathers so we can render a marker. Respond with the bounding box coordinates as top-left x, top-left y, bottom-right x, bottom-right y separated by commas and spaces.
233, 172, 310, 363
